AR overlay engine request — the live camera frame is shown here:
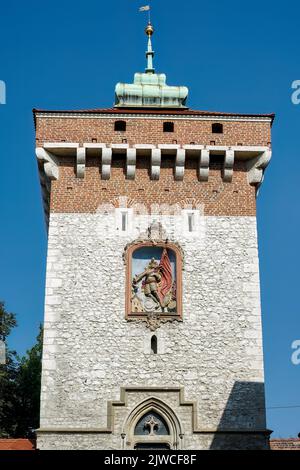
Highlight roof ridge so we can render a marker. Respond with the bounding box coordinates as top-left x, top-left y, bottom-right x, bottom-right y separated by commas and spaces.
32, 108, 275, 119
